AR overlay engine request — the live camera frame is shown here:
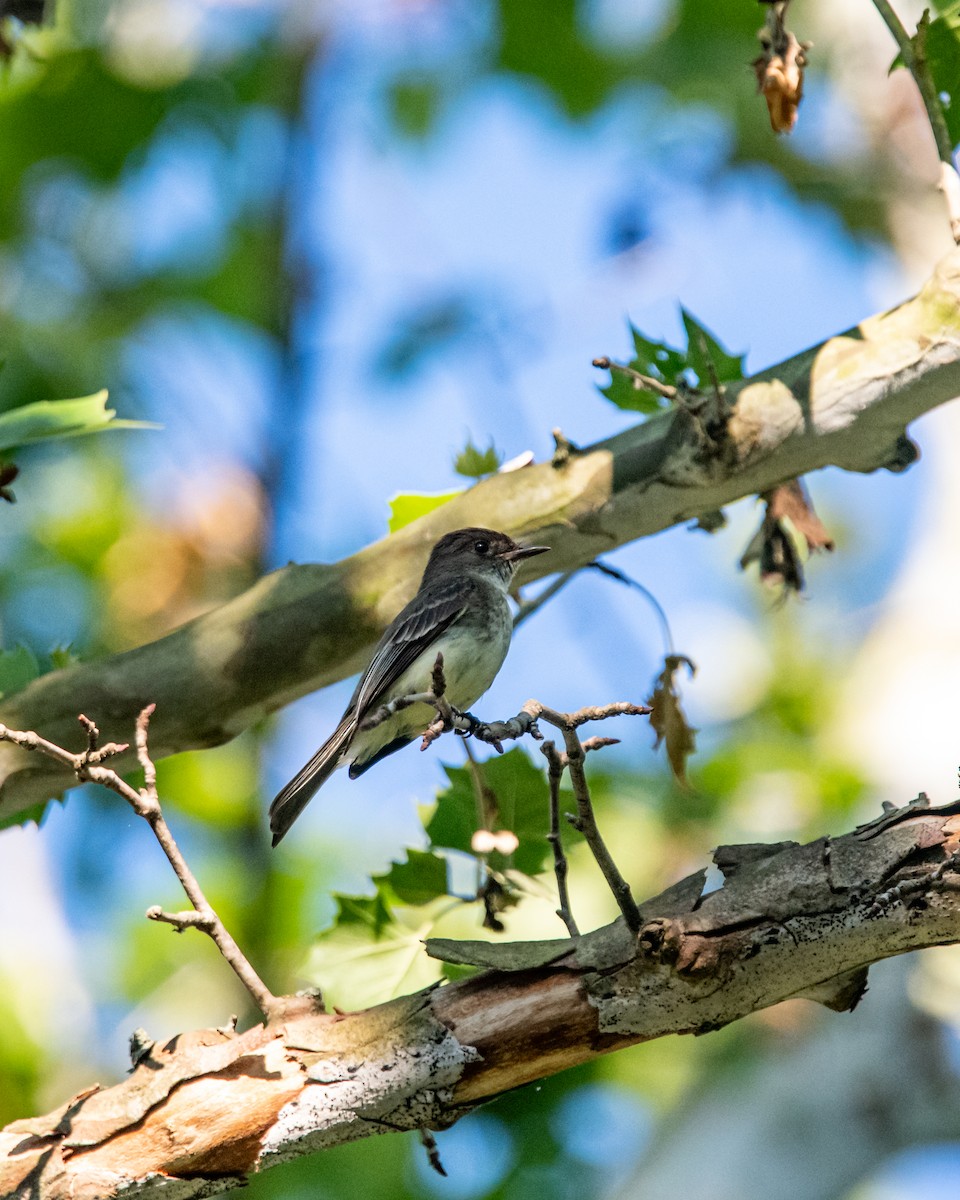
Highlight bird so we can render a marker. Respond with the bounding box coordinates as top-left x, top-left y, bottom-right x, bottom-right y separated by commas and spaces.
269, 527, 549, 845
